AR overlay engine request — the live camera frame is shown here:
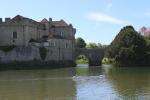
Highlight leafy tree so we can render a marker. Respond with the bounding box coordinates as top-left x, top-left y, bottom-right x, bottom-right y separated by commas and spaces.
86, 43, 99, 48
106, 25, 149, 66
86, 42, 107, 48
145, 37, 150, 50
75, 37, 86, 48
